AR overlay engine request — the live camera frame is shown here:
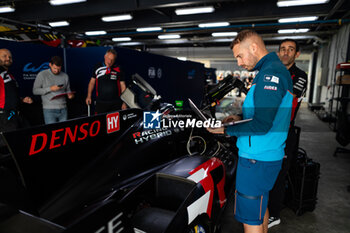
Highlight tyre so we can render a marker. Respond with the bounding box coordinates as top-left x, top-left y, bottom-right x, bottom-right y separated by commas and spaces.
186, 216, 211, 233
